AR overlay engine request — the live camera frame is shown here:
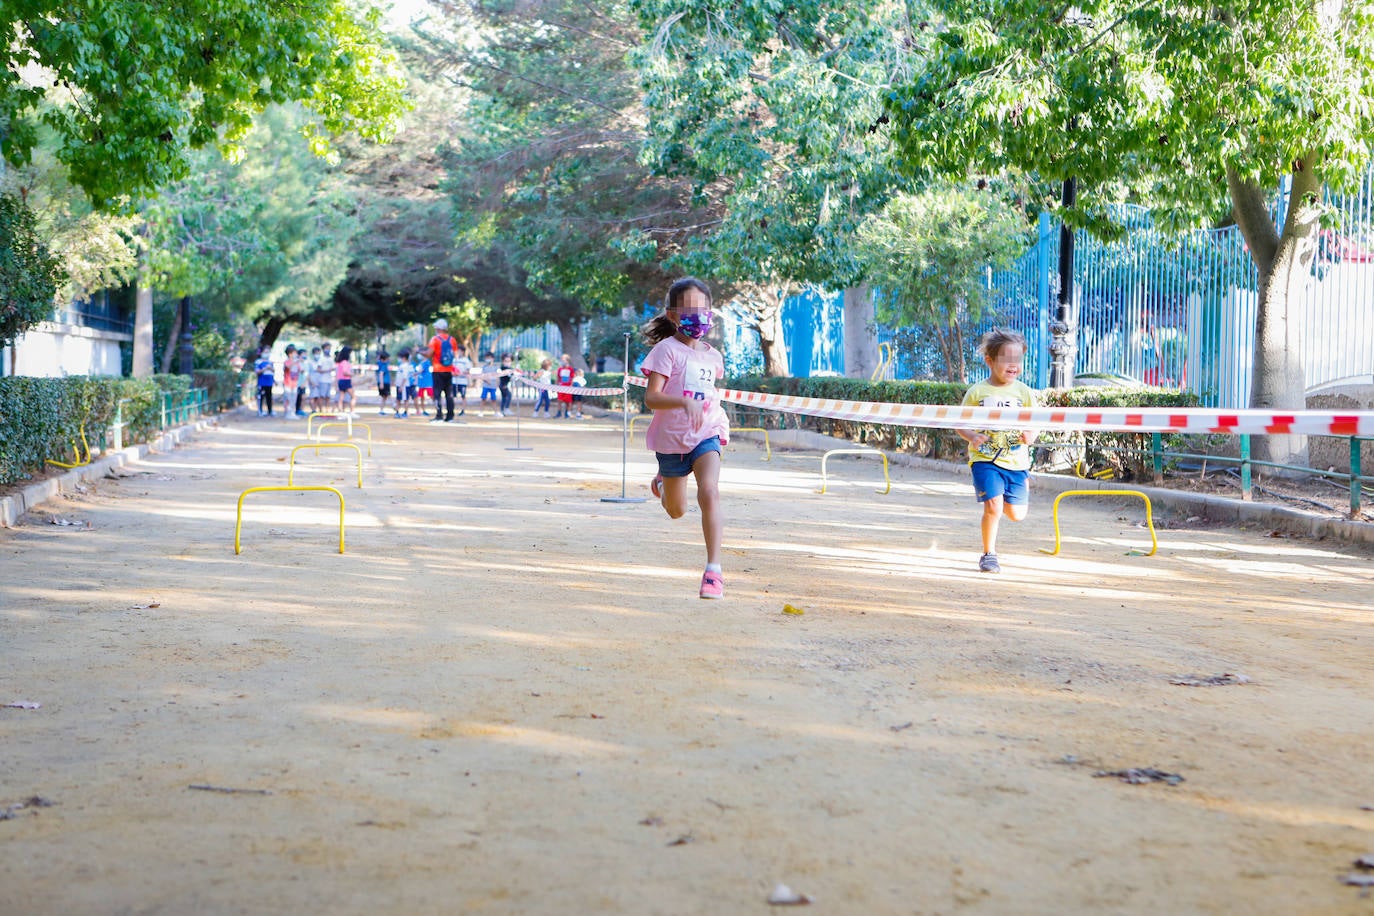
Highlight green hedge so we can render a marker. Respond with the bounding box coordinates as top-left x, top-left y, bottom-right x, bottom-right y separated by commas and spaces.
0, 372, 248, 486
195, 369, 253, 410
593, 370, 1200, 478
